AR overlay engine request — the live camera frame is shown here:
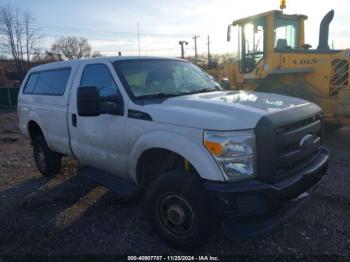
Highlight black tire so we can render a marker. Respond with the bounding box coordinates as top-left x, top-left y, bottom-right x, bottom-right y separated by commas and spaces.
144, 171, 213, 250
33, 136, 61, 177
